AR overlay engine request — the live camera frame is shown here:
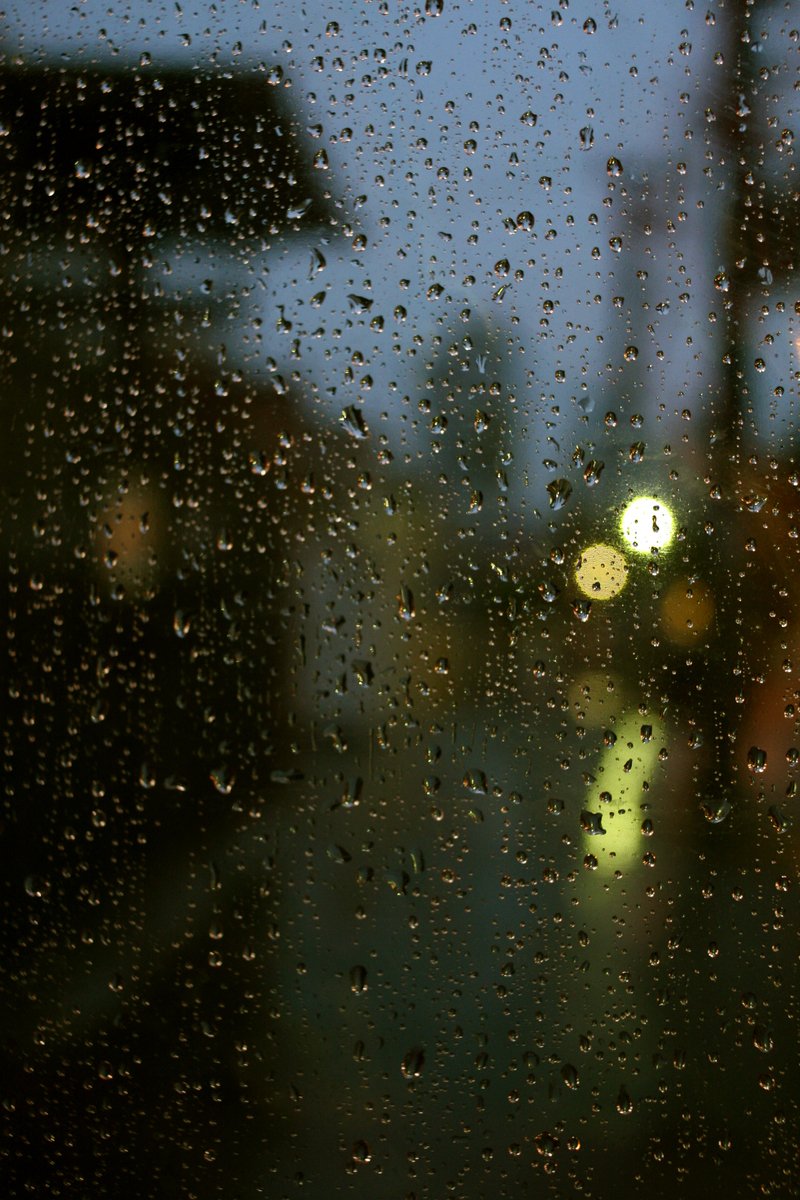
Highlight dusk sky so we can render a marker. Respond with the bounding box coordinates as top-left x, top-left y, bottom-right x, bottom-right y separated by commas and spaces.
4, 2, 796, 451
